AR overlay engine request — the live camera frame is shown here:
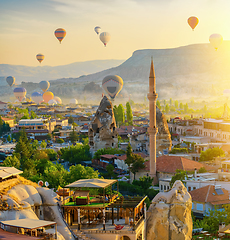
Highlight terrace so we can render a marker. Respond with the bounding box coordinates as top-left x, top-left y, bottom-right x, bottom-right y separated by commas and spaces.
61, 179, 146, 240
